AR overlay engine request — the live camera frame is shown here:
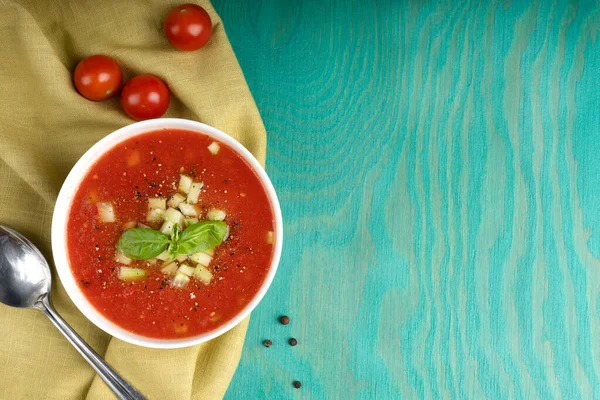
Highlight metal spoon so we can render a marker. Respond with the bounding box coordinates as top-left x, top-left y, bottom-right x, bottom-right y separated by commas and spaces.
0, 225, 146, 400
